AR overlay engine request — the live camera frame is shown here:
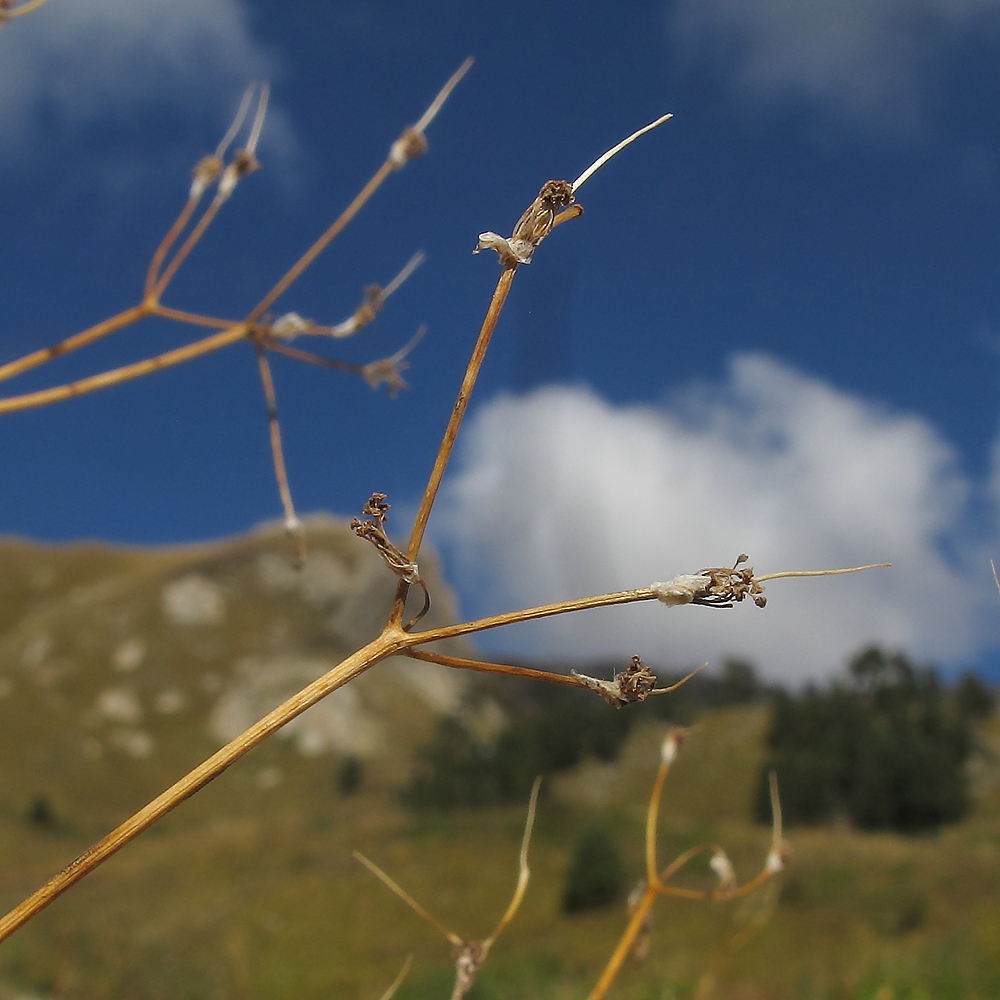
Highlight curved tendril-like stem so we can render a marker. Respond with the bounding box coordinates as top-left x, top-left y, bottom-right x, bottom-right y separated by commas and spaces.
572, 113, 673, 192
645, 735, 676, 885
754, 563, 890, 582
0, 306, 148, 385
377, 955, 413, 1000
0, 324, 249, 415
484, 775, 542, 946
